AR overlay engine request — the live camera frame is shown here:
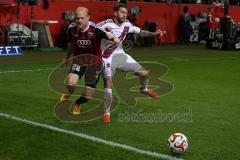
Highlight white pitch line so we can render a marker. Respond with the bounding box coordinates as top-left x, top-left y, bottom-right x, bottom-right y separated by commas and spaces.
0, 113, 183, 160
0, 68, 53, 74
